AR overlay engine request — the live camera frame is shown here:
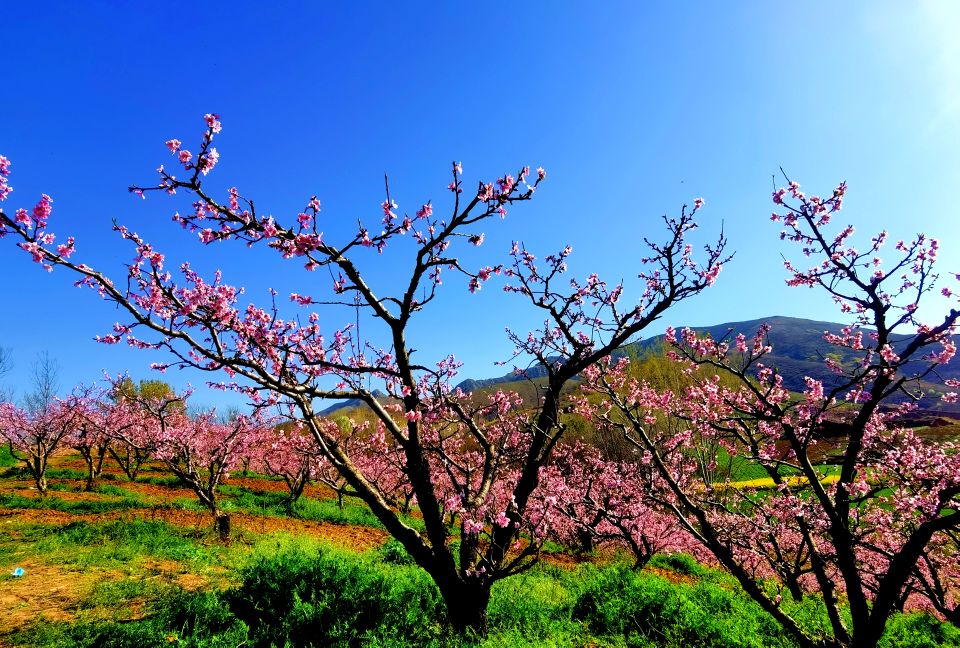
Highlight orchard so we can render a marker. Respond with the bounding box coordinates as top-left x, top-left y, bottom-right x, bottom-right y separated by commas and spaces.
0, 115, 958, 648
